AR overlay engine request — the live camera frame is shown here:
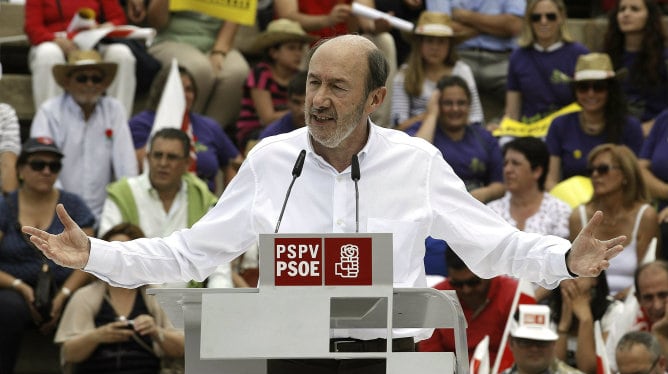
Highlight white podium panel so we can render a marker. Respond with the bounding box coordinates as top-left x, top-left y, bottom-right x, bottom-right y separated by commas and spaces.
149, 233, 468, 373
